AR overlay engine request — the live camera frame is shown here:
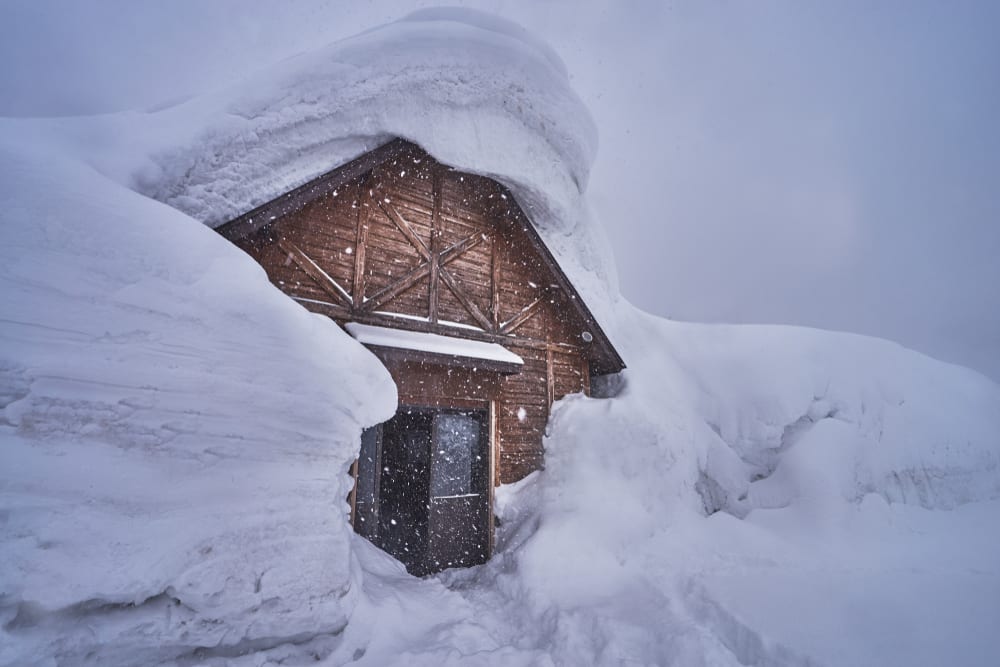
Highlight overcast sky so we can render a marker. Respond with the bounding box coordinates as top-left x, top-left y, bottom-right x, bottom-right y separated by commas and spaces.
2, 1, 997, 381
